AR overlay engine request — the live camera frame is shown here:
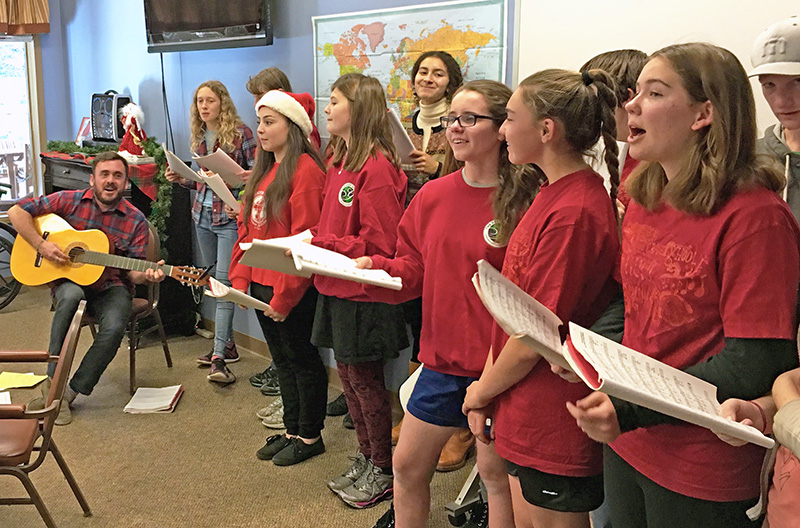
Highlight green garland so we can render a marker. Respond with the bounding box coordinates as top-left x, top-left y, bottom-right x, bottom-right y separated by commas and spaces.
45, 139, 172, 259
